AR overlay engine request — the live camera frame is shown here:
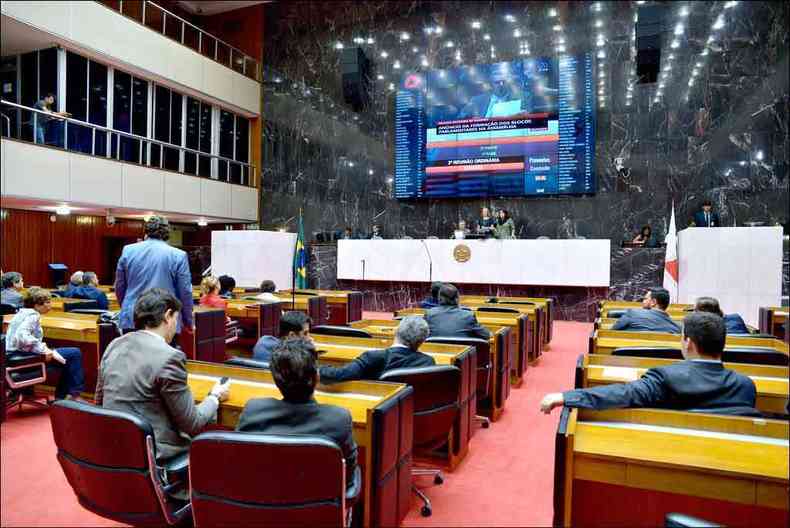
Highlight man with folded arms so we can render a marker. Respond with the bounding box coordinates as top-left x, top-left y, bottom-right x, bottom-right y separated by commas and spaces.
540, 312, 757, 416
